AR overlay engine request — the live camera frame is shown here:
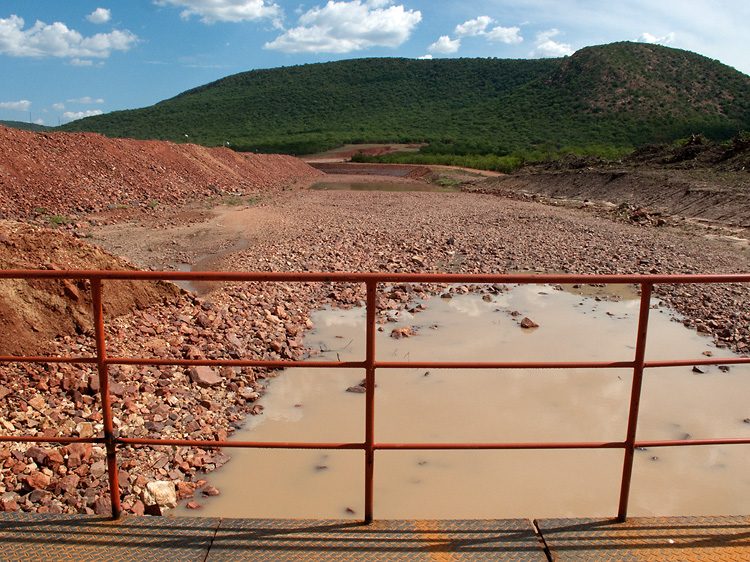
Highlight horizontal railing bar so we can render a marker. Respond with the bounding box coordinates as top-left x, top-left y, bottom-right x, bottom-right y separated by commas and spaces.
4, 434, 748, 451
374, 360, 636, 370
118, 438, 364, 449
110, 358, 366, 369
636, 438, 750, 447
644, 357, 750, 368
375, 441, 626, 450
0, 357, 639, 369
1, 269, 750, 285
3, 356, 748, 370
376, 438, 750, 450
